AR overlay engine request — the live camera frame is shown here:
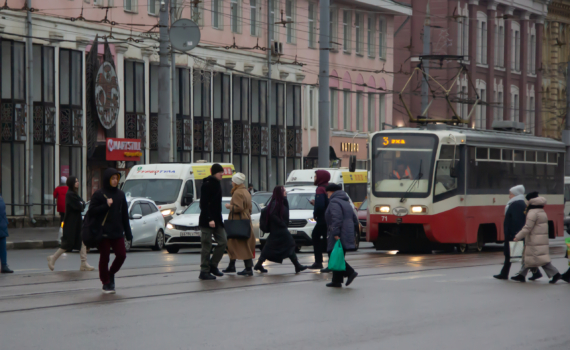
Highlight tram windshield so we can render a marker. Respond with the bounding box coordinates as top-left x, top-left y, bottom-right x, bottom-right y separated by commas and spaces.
371, 134, 438, 198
